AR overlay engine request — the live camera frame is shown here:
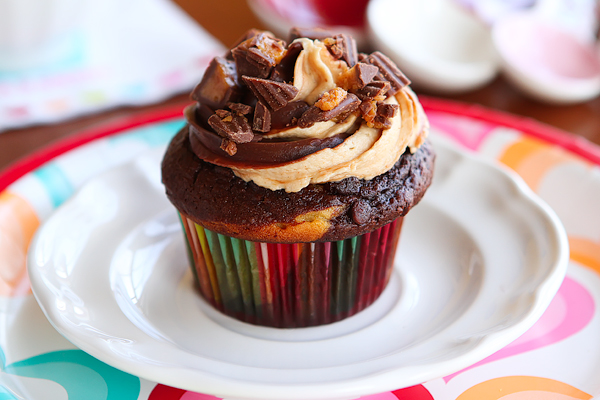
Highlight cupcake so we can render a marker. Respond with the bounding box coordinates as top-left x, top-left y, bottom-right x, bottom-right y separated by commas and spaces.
161, 28, 434, 328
